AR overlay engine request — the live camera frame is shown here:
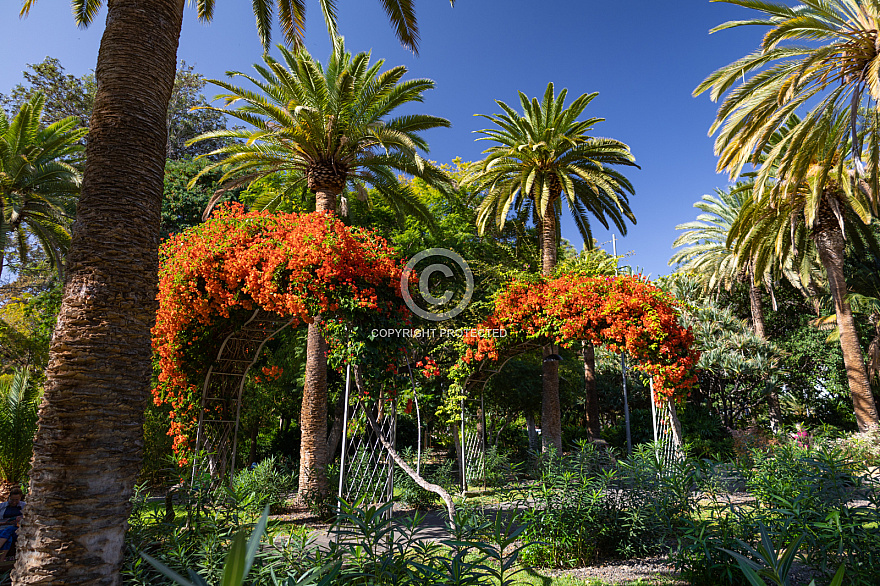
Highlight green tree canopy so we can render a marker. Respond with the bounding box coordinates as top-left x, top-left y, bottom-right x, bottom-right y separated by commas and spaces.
0, 93, 85, 283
